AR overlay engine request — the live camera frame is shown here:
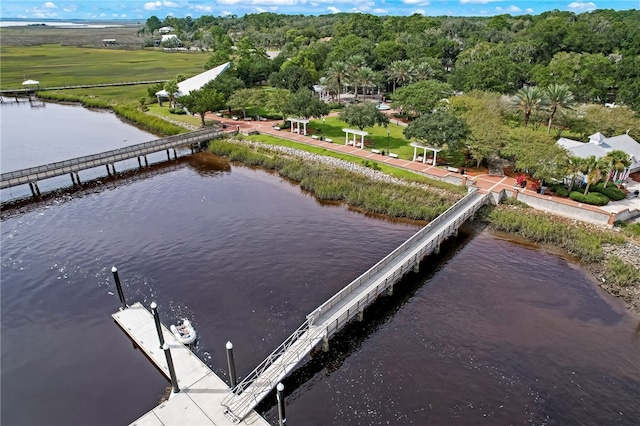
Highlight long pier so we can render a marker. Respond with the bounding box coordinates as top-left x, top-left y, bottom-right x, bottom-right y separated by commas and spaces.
0, 128, 222, 194
221, 189, 490, 422
0, 80, 168, 95
110, 189, 488, 424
